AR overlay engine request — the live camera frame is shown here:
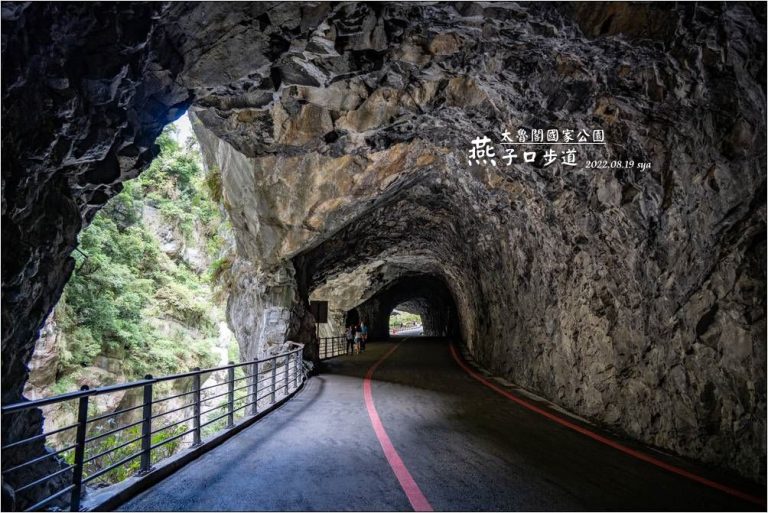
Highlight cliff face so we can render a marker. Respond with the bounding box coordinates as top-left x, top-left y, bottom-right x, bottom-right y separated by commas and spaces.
2, 1, 765, 486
